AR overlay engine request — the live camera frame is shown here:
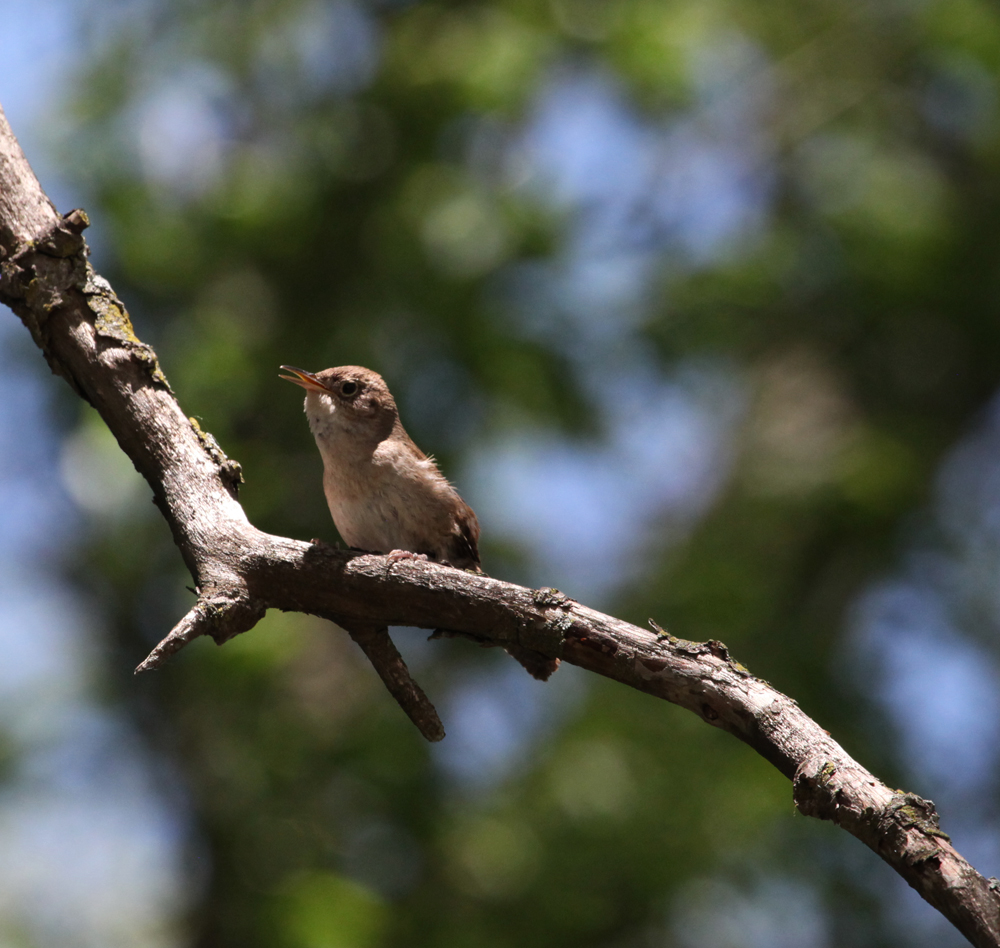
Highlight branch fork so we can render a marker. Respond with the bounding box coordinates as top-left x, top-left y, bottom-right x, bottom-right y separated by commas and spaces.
134, 591, 265, 674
